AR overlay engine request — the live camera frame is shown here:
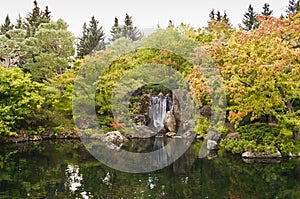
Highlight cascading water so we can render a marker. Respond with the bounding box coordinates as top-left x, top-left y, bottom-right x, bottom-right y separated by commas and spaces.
149, 95, 173, 129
